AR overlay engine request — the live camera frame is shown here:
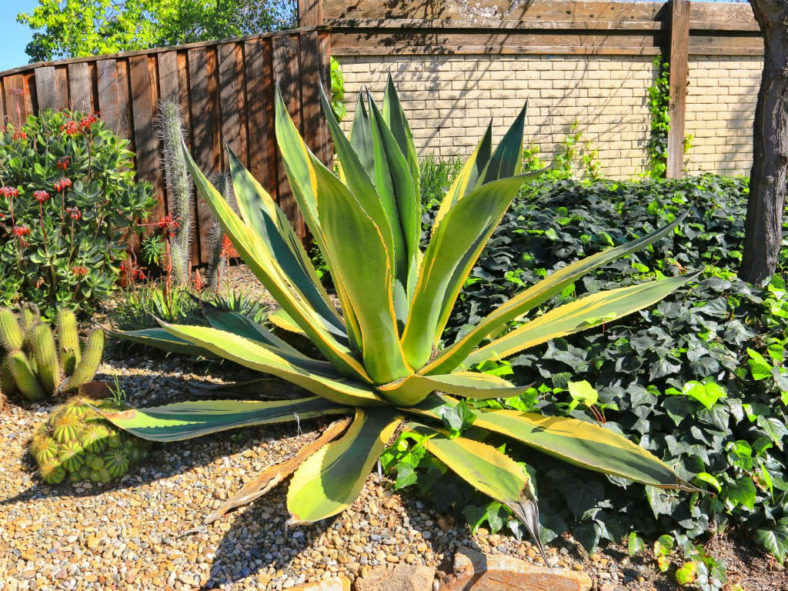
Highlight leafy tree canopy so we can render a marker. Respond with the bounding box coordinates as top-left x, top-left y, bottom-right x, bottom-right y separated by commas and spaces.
18, 0, 297, 63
